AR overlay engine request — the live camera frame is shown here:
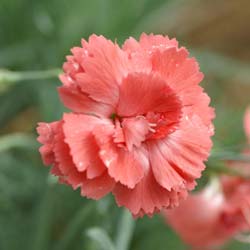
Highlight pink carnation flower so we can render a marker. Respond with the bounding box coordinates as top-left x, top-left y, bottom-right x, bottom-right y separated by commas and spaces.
165, 178, 250, 248
164, 175, 250, 248
164, 107, 250, 247
37, 33, 214, 217
164, 180, 234, 248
